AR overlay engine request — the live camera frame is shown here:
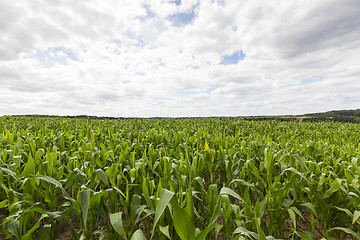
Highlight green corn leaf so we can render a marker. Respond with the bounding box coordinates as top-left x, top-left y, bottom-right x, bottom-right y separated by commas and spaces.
79, 232, 86, 240
22, 214, 47, 240
255, 196, 267, 219
22, 154, 35, 178
230, 178, 255, 188
220, 187, 243, 203
255, 217, 267, 240
35, 149, 44, 161
335, 206, 353, 218
0, 167, 19, 181
33, 175, 76, 203
151, 189, 175, 238
186, 179, 194, 222
8, 218, 21, 240
301, 203, 318, 217
142, 177, 154, 210
110, 212, 127, 240
36, 224, 52, 240
265, 237, 276, 240
233, 227, 259, 239
130, 229, 146, 240
113, 186, 127, 199
13, 155, 21, 169
293, 231, 314, 240
170, 197, 195, 240
96, 169, 109, 186
0, 199, 8, 208
290, 206, 305, 221
209, 197, 221, 224
292, 154, 307, 169
79, 189, 90, 230
288, 208, 297, 228
324, 179, 340, 198
215, 224, 222, 239
130, 195, 141, 226
204, 141, 210, 151
89, 192, 101, 211
281, 167, 309, 184
196, 222, 216, 240
43, 211, 63, 219
328, 227, 360, 239
33, 175, 63, 190
254, 200, 261, 218
64, 172, 77, 190
264, 147, 273, 171
353, 210, 360, 224
160, 225, 171, 239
